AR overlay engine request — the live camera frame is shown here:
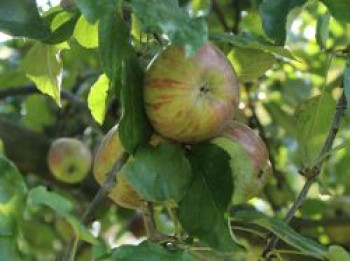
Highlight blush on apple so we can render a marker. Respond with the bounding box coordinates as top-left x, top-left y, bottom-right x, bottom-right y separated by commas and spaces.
211, 122, 271, 204
144, 42, 240, 143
